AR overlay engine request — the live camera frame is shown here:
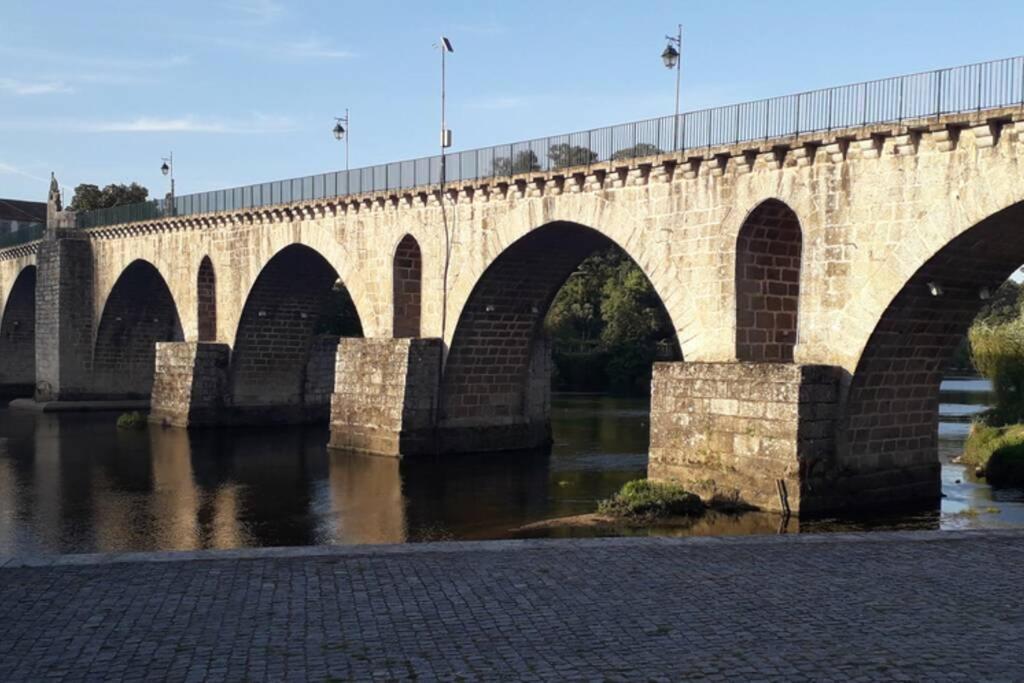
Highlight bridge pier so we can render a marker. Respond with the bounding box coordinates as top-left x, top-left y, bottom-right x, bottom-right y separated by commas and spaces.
149, 342, 231, 427
33, 236, 94, 401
